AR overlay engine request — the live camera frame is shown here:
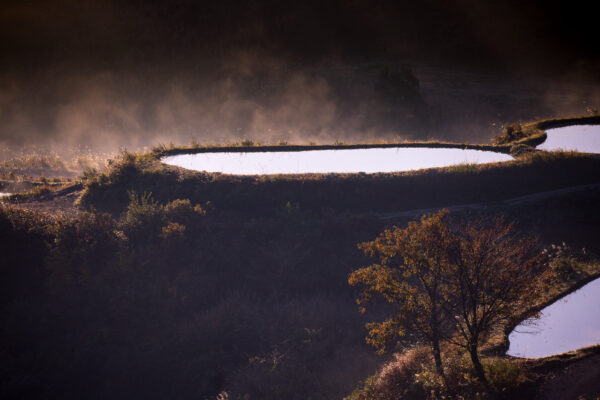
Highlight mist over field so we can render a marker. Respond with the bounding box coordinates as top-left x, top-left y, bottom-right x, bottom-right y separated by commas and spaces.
1, 0, 599, 156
